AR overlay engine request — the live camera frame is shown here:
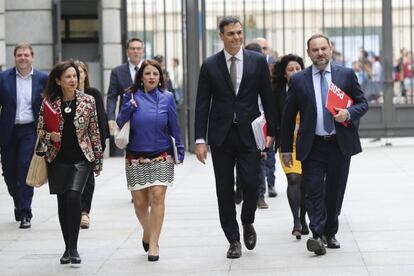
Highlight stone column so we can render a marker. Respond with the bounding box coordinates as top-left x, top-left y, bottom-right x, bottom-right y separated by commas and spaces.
5, 0, 53, 71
